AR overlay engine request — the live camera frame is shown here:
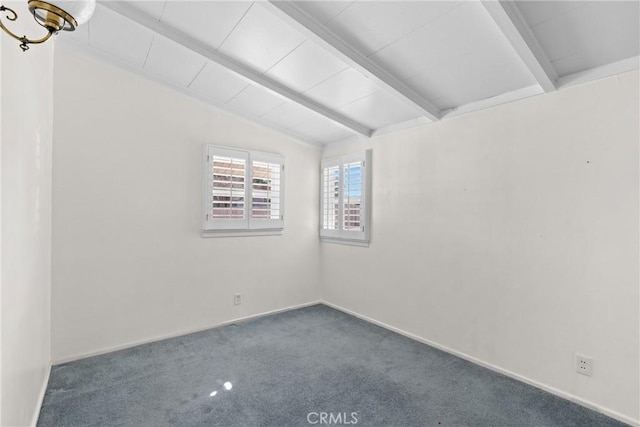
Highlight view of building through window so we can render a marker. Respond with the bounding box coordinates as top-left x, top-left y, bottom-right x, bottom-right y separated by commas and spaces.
343, 162, 362, 231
